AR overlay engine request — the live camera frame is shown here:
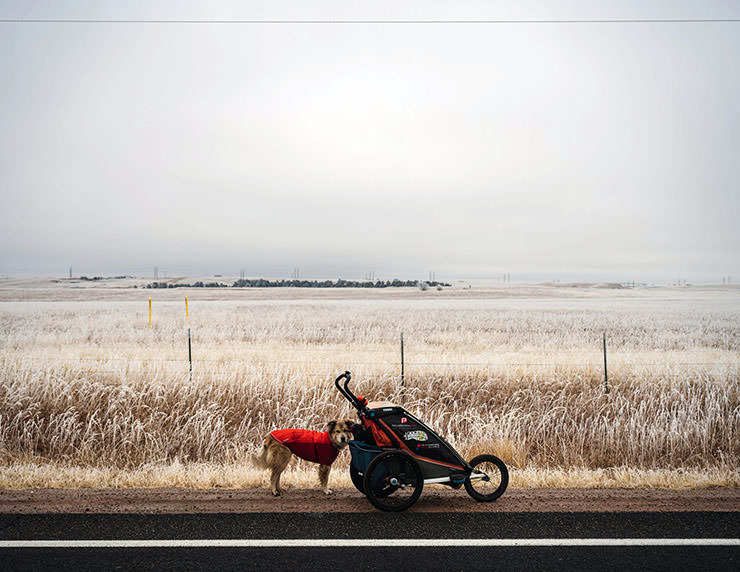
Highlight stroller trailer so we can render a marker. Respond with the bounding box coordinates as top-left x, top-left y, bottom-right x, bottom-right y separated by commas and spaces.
335, 371, 508, 512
